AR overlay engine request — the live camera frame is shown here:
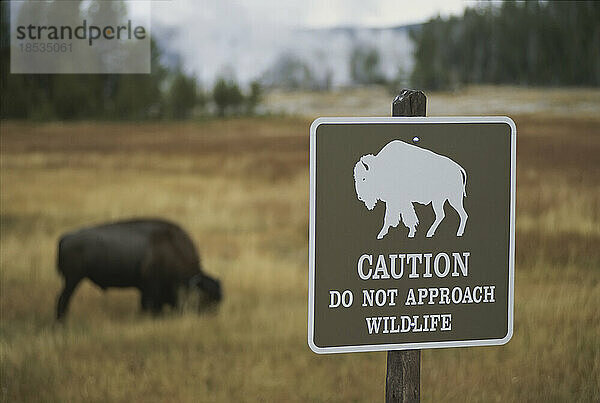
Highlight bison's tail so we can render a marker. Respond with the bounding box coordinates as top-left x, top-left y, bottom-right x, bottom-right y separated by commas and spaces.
56, 236, 65, 274
459, 165, 467, 197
